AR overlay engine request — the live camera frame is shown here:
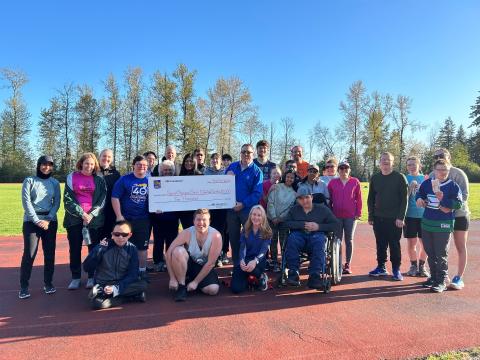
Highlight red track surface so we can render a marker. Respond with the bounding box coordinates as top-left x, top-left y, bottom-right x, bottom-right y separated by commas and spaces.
1, 222, 479, 360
